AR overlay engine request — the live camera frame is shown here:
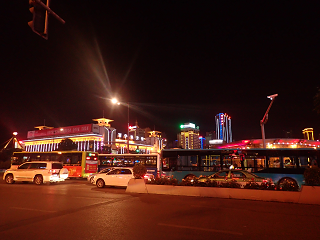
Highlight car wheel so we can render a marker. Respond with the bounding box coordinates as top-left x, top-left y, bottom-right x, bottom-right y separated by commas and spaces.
5, 174, 14, 184
90, 177, 95, 184
184, 174, 196, 181
96, 179, 105, 188
34, 175, 43, 185
278, 178, 299, 190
